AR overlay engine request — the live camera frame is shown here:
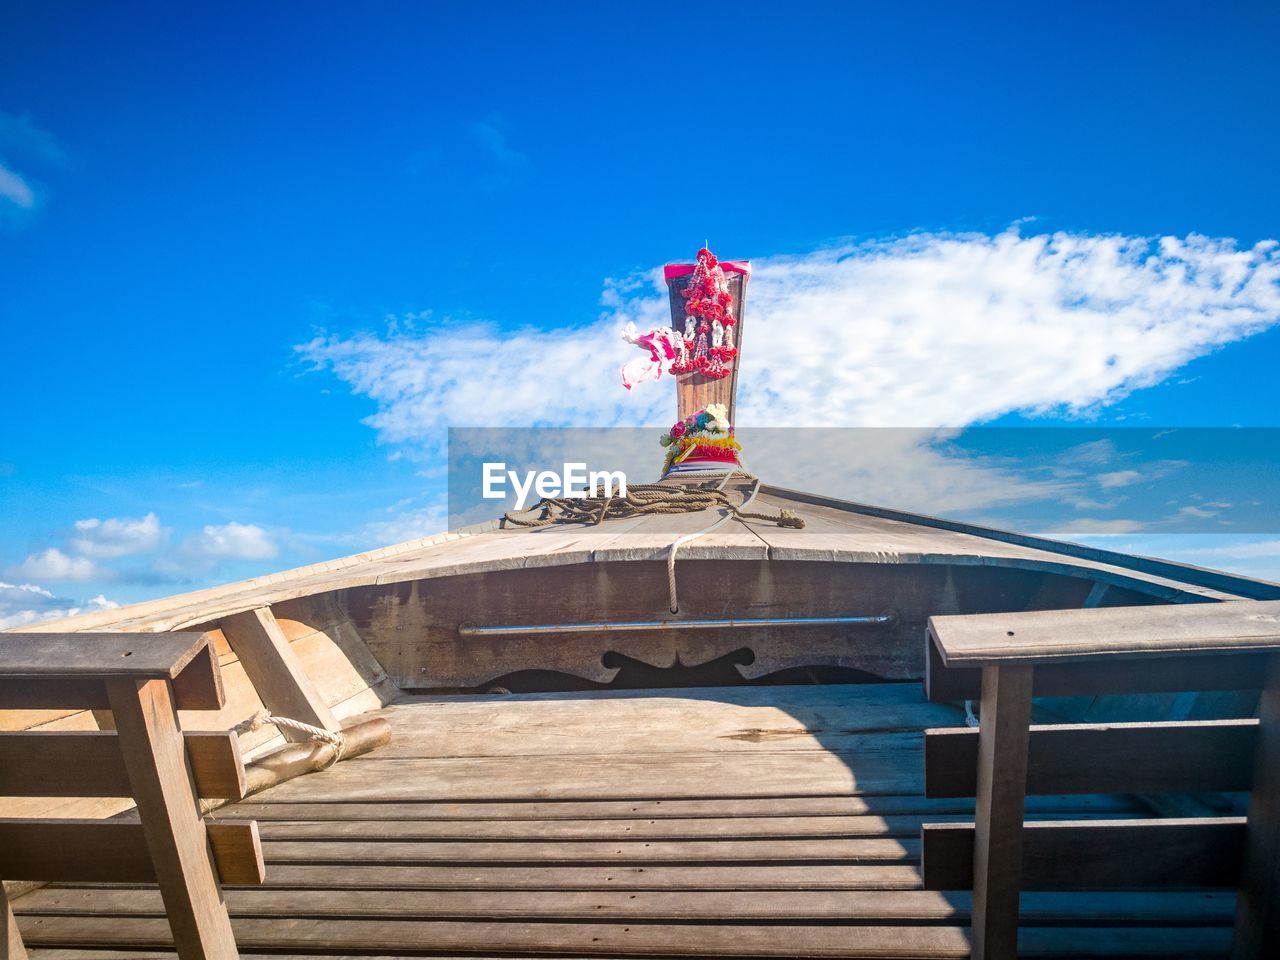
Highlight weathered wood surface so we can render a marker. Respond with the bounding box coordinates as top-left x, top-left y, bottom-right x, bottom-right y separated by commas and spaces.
925, 719, 1259, 797
234, 862, 931, 891
241, 744, 922, 801
237, 811, 1123, 842
240, 718, 389, 797
218, 609, 339, 739
0, 821, 261, 886
926, 633, 1271, 701
2, 882, 26, 960
923, 817, 1248, 890
969, 665, 1033, 960
225, 792, 1140, 821
930, 600, 1280, 667
0, 636, 223, 712
376, 684, 963, 755
0, 634, 213, 681
1235, 652, 1280, 958
10, 916, 1234, 958
16, 885, 1237, 925
349, 558, 1146, 689
105, 679, 240, 960
9, 683, 1235, 959
8, 933, 1219, 960
0, 731, 245, 800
